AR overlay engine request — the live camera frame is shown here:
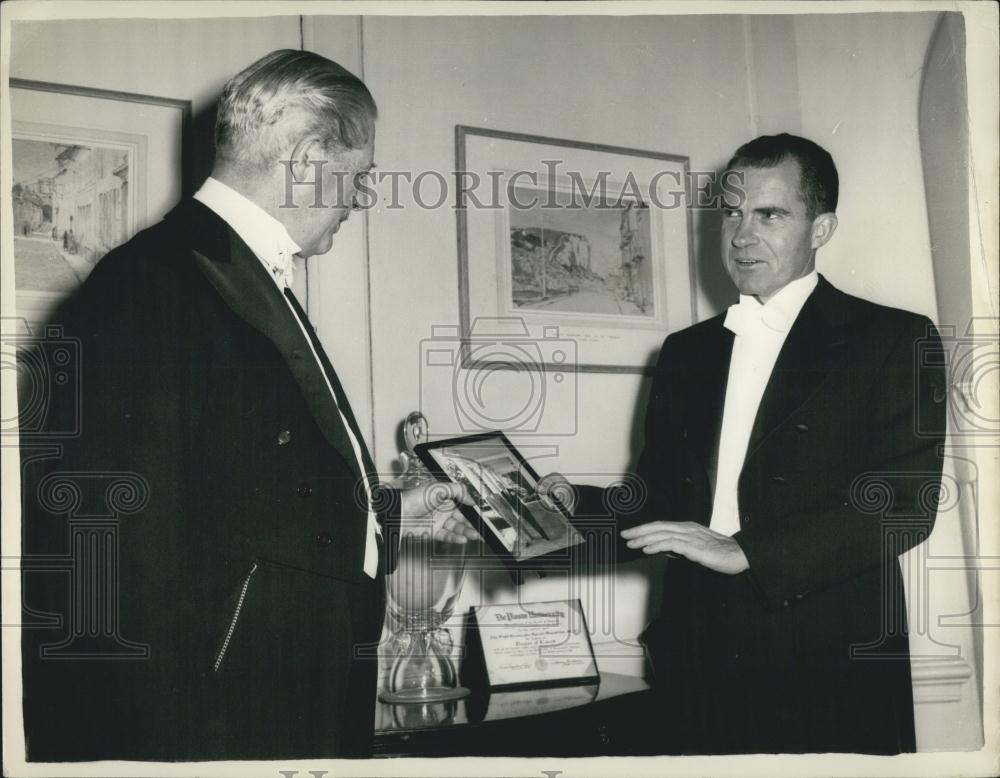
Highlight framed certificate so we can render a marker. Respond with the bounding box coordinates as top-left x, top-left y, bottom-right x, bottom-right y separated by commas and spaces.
462, 600, 600, 691
414, 430, 585, 574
